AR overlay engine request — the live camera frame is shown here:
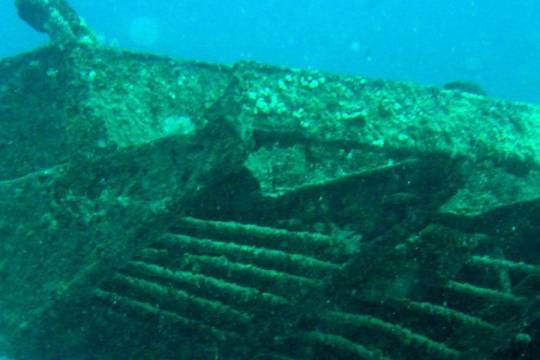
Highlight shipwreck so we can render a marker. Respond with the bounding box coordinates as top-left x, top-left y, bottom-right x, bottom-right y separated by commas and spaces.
0, 1, 539, 359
